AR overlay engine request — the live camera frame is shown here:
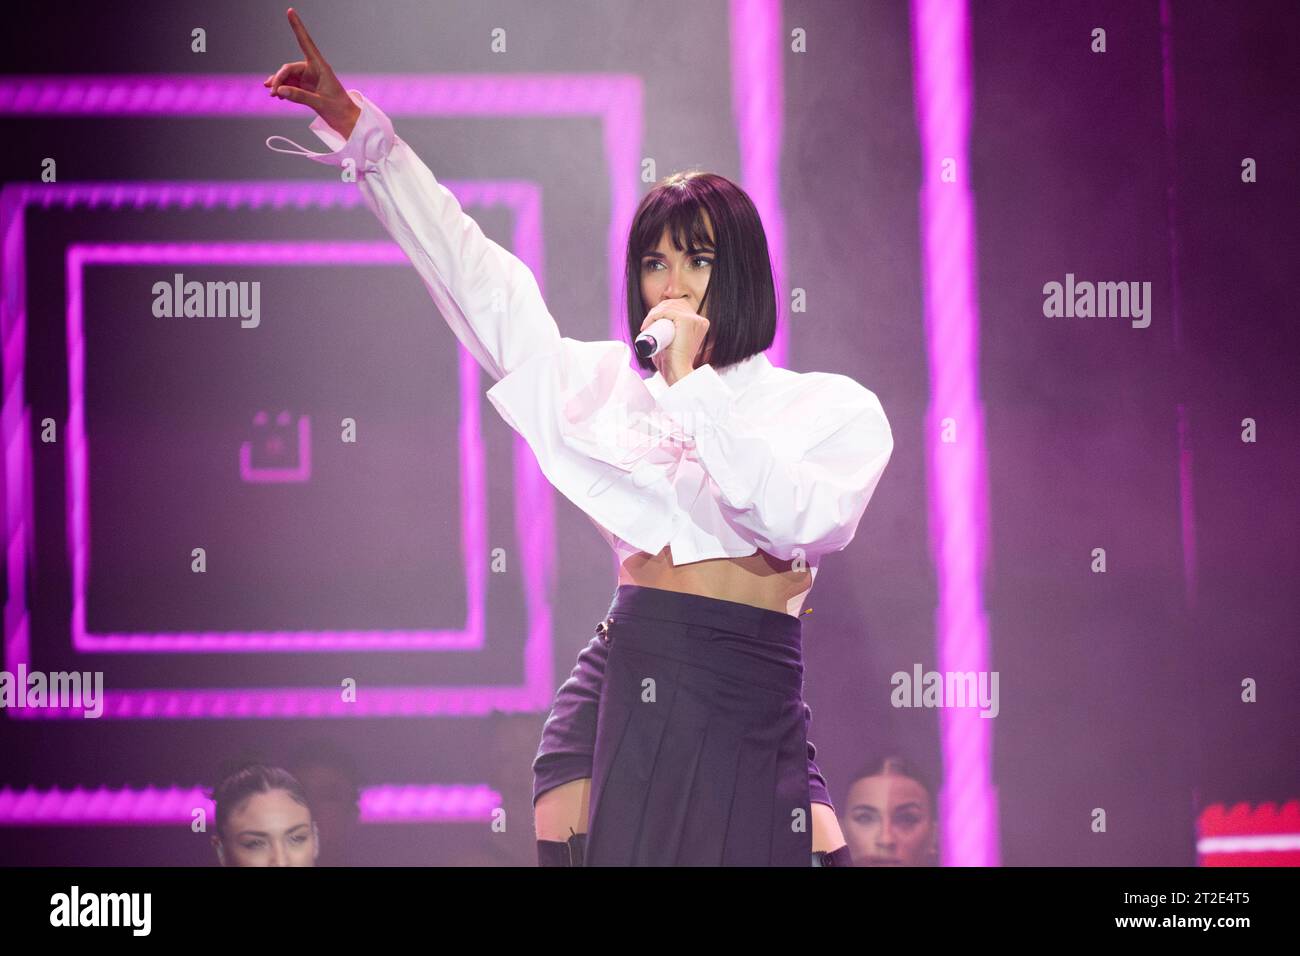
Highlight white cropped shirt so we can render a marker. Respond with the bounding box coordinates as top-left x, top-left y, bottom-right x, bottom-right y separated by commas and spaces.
266, 91, 894, 585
